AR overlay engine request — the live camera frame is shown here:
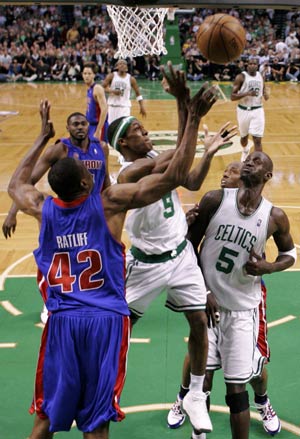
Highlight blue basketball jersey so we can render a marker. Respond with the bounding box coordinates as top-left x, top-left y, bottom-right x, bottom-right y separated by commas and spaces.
33, 195, 129, 316
86, 83, 99, 125
61, 137, 106, 193
86, 83, 109, 142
